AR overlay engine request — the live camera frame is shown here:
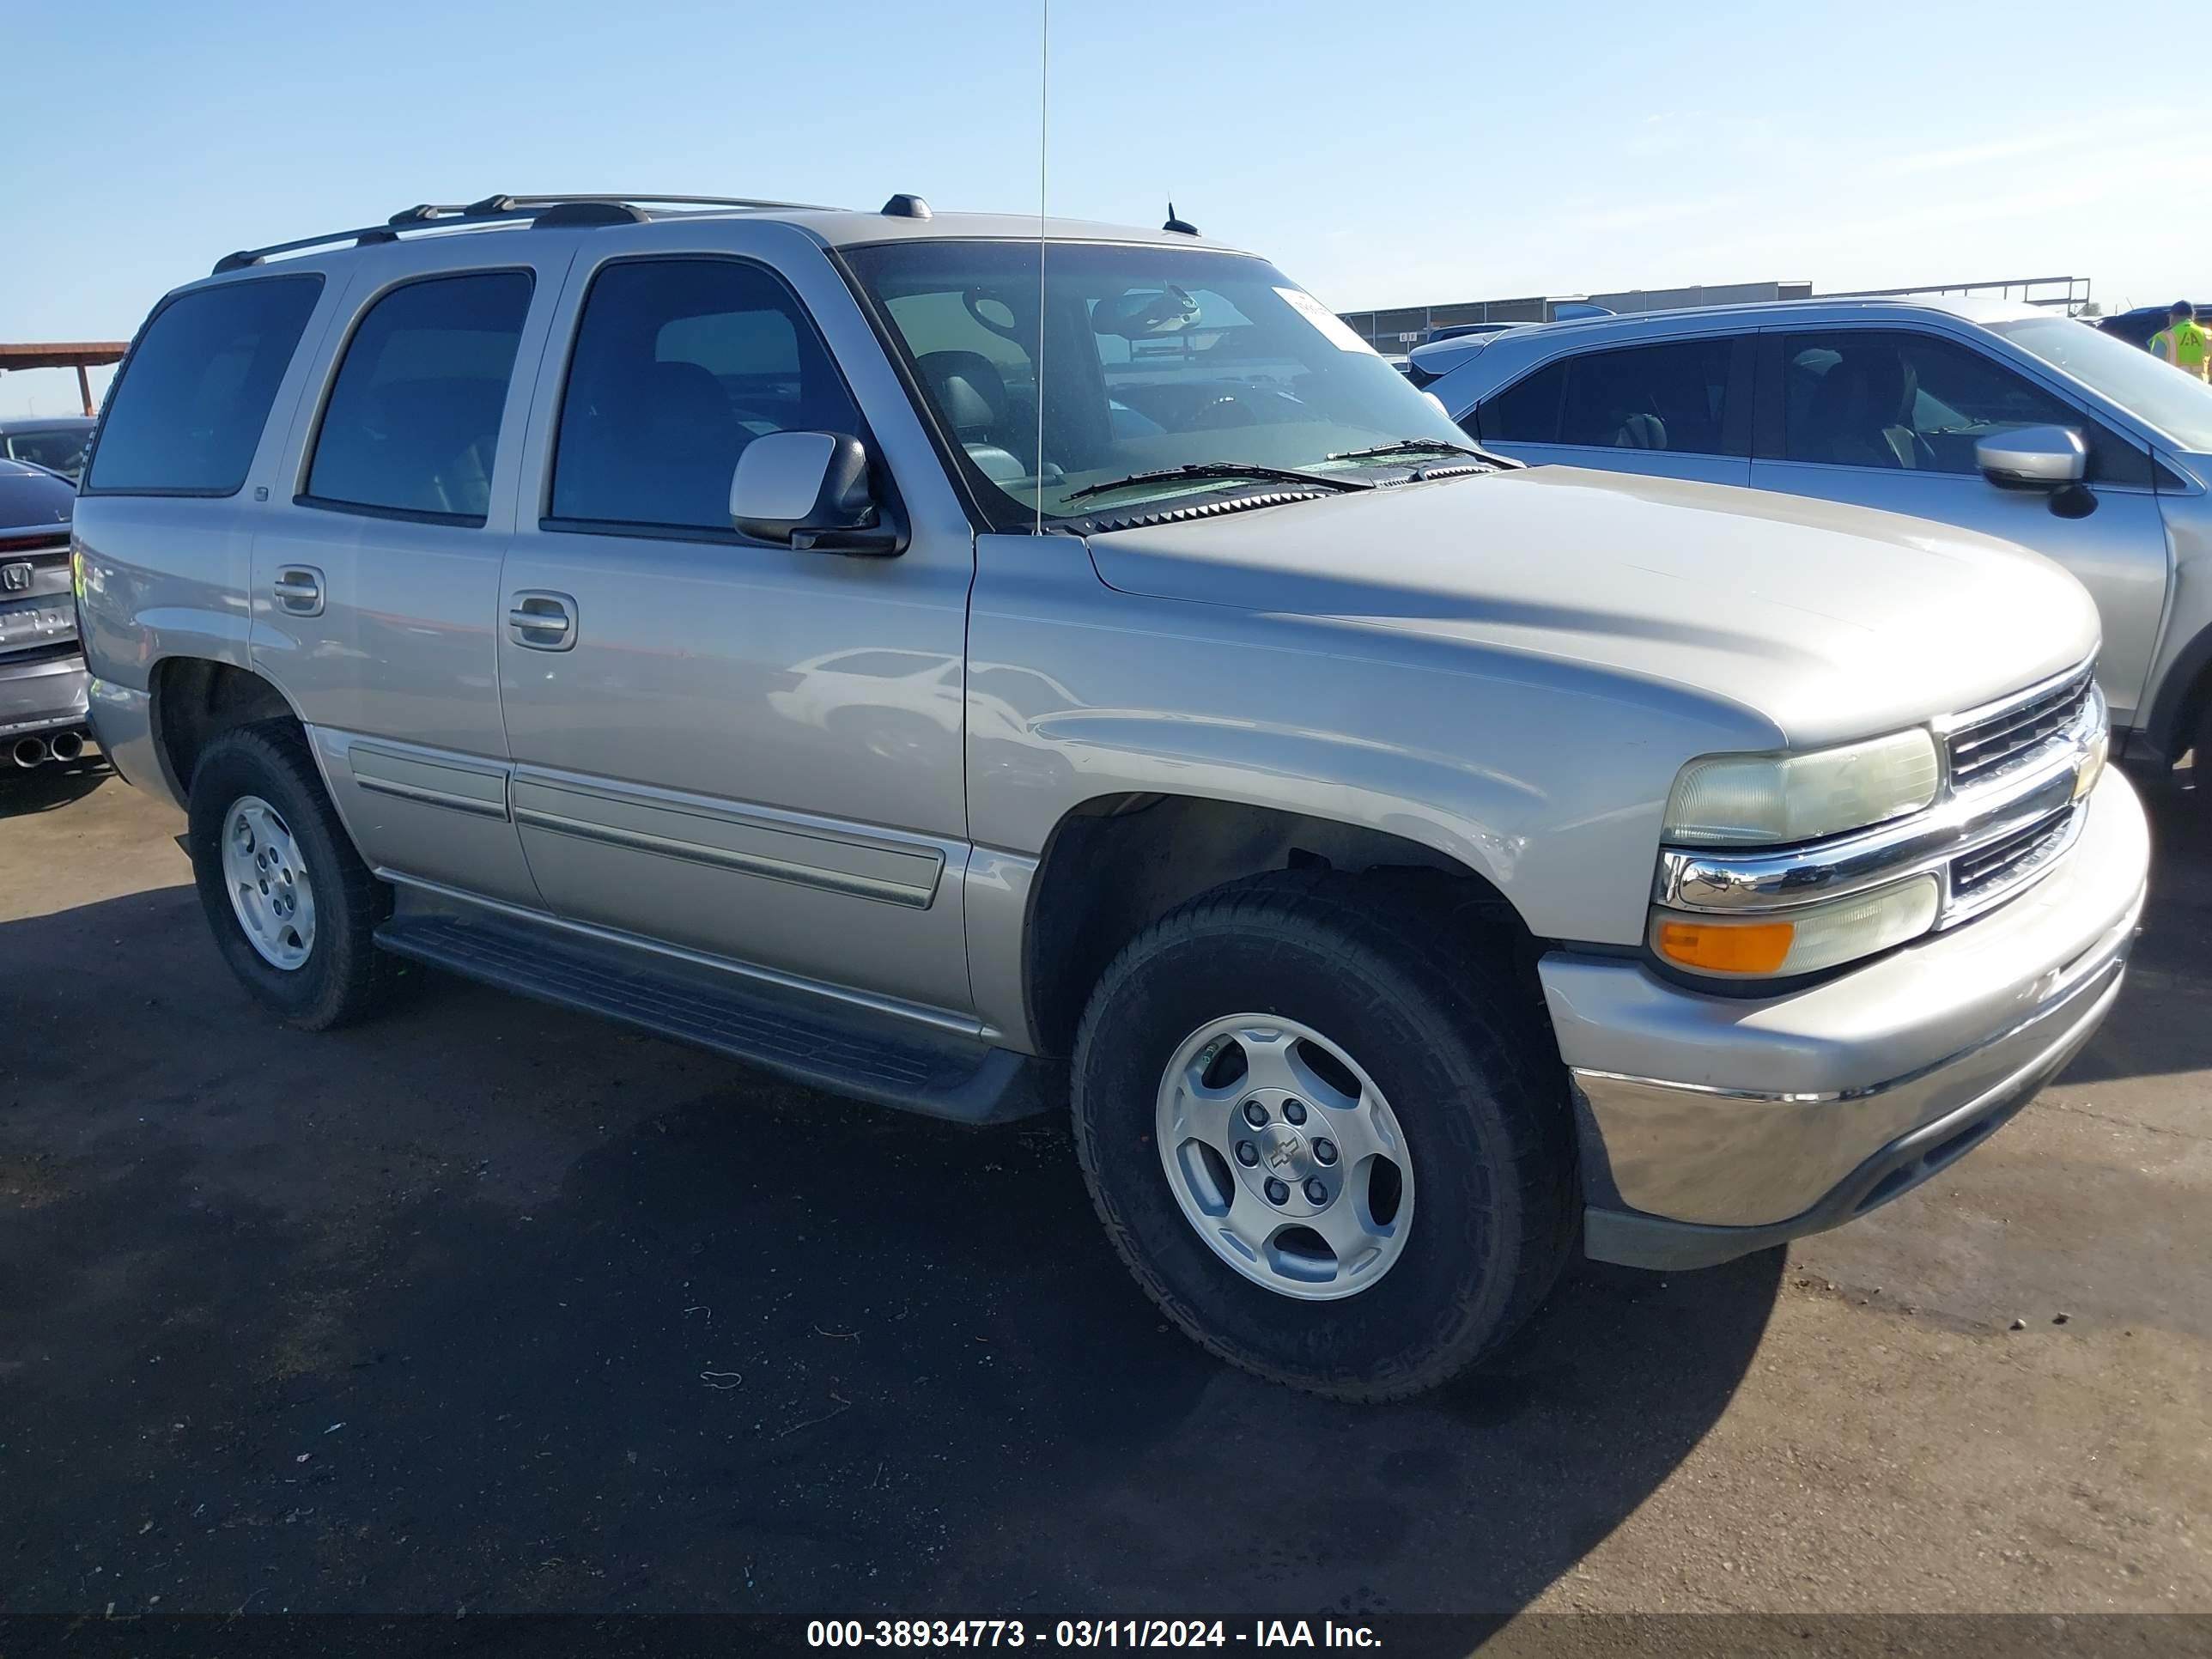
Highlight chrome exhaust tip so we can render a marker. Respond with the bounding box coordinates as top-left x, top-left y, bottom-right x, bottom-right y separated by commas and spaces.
11, 736, 49, 769
46, 729, 85, 763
